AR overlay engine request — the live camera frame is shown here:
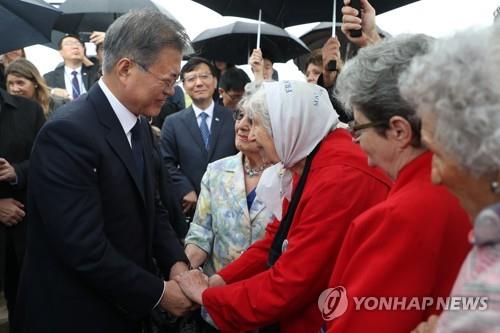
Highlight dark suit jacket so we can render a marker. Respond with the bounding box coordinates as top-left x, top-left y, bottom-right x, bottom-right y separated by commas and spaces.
159, 104, 237, 200
0, 89, 45, 283
15, 84, 187, 333
43, 64, 99, 92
